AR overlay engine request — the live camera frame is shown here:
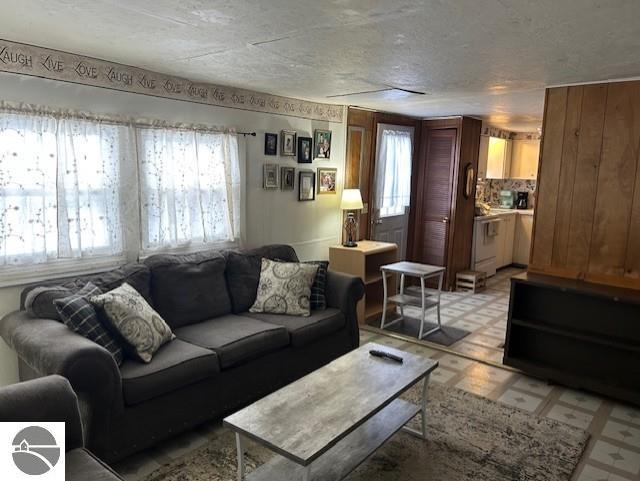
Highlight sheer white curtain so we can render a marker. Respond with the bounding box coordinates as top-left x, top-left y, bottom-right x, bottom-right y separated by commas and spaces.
0, 111, 127, 266
137, 127, 241, 251
374, 127, 413, 218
